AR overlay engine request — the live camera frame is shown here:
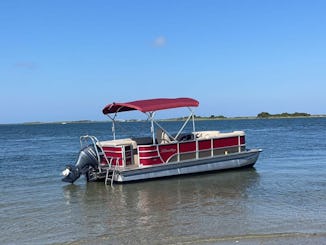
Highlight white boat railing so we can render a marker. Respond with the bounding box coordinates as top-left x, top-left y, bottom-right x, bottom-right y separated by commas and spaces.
79, 135, 111, 172
138, 134, 246, 166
